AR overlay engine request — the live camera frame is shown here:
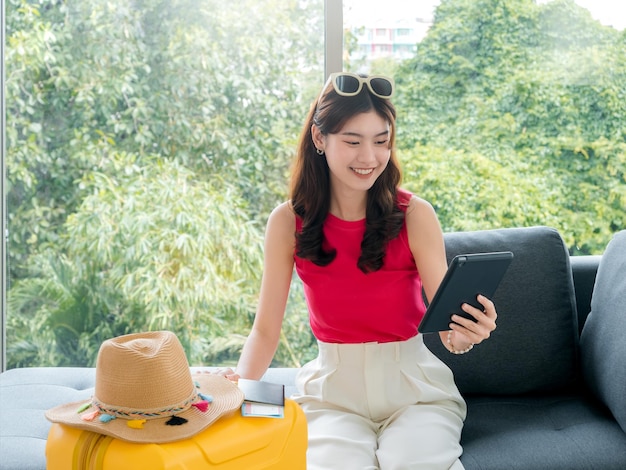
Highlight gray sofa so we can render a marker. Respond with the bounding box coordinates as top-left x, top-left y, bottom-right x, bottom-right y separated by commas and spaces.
2, 226, 626, 469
